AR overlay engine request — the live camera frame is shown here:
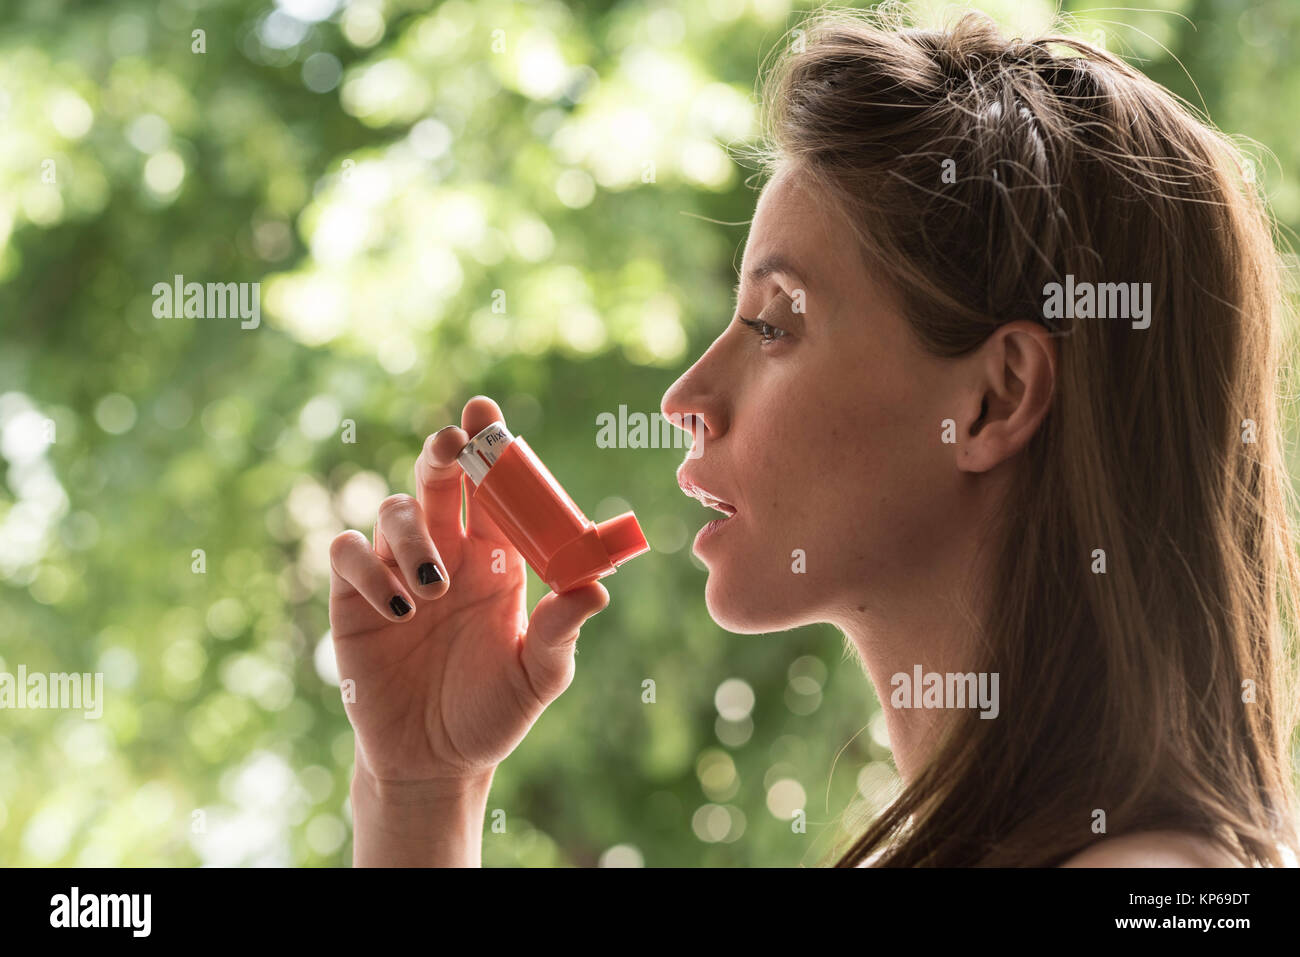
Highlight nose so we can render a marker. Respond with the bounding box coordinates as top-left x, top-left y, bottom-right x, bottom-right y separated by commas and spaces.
661, 346, 727, 448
